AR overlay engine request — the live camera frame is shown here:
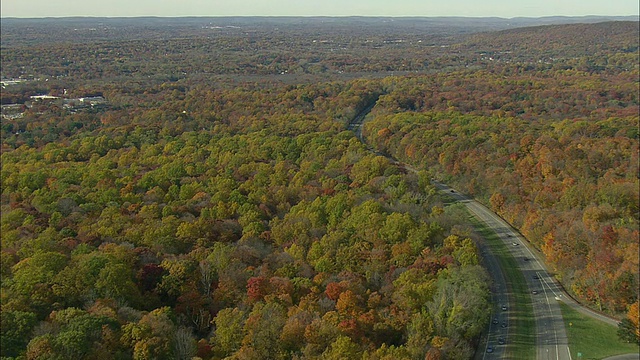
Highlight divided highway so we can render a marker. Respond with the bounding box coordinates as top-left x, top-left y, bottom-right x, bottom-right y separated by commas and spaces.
349, 100, 626, 359
433, 182, 572, 360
